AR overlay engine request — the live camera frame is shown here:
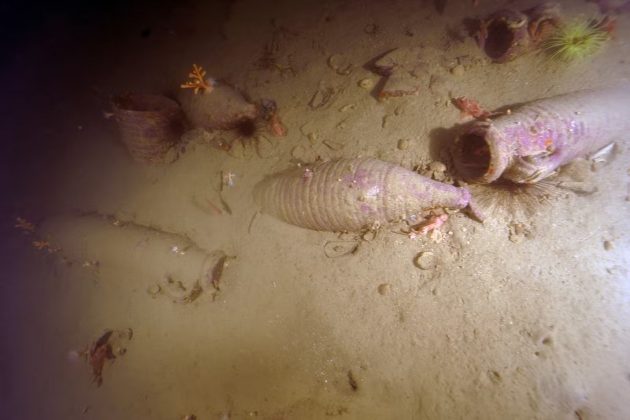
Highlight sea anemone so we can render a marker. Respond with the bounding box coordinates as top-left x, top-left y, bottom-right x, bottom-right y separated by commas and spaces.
542, 19, 610, 61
